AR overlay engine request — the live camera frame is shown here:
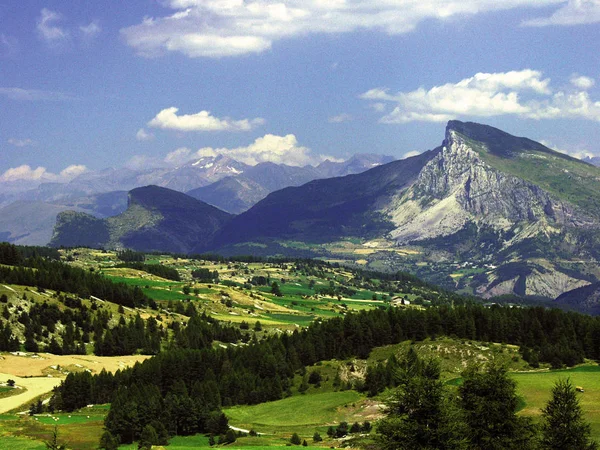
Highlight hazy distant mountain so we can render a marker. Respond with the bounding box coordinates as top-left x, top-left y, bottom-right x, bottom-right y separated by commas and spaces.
582, 155, 600, 167
188, 154, 395, 213
0, 191, 128, 246
316, 153, 395, 178
51, 186, 232, 253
